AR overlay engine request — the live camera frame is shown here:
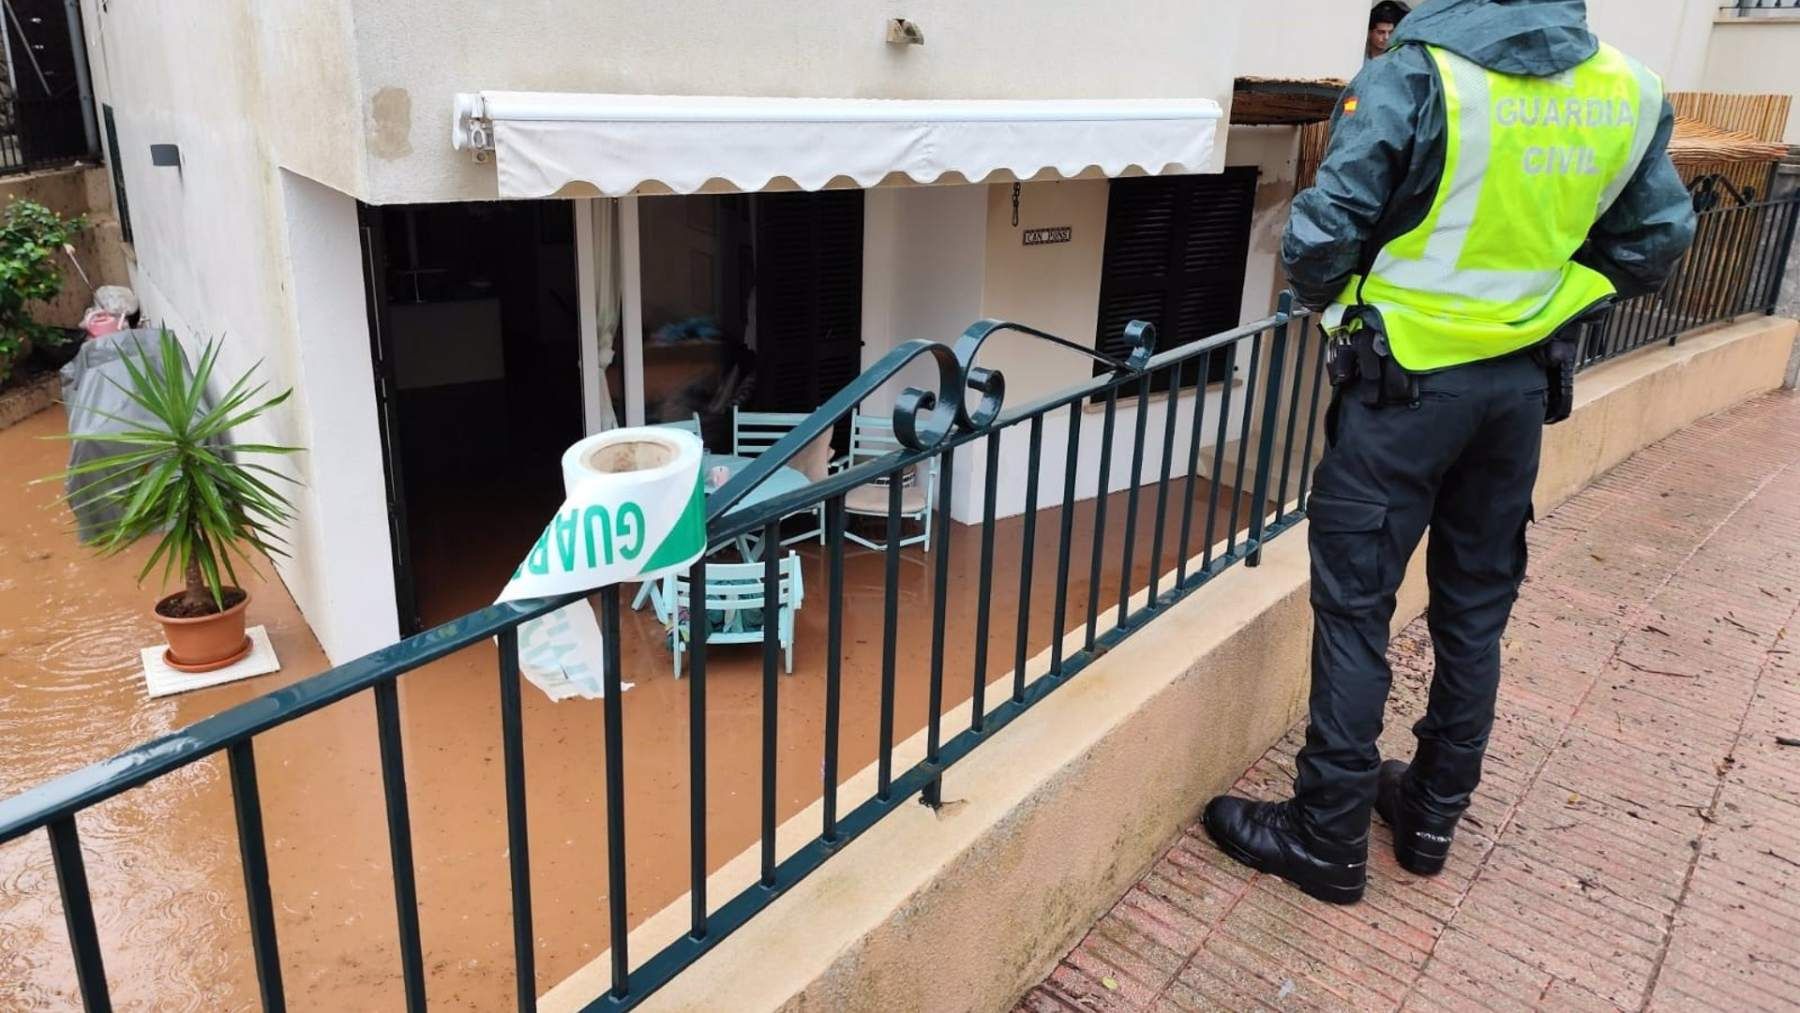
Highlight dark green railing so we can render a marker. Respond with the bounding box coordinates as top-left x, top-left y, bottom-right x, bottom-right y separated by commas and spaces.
14, 185, 1793, 1004
1579, 189, 1800, 369
0, 297, 1326, 1011
14, 179, 1800, 1007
